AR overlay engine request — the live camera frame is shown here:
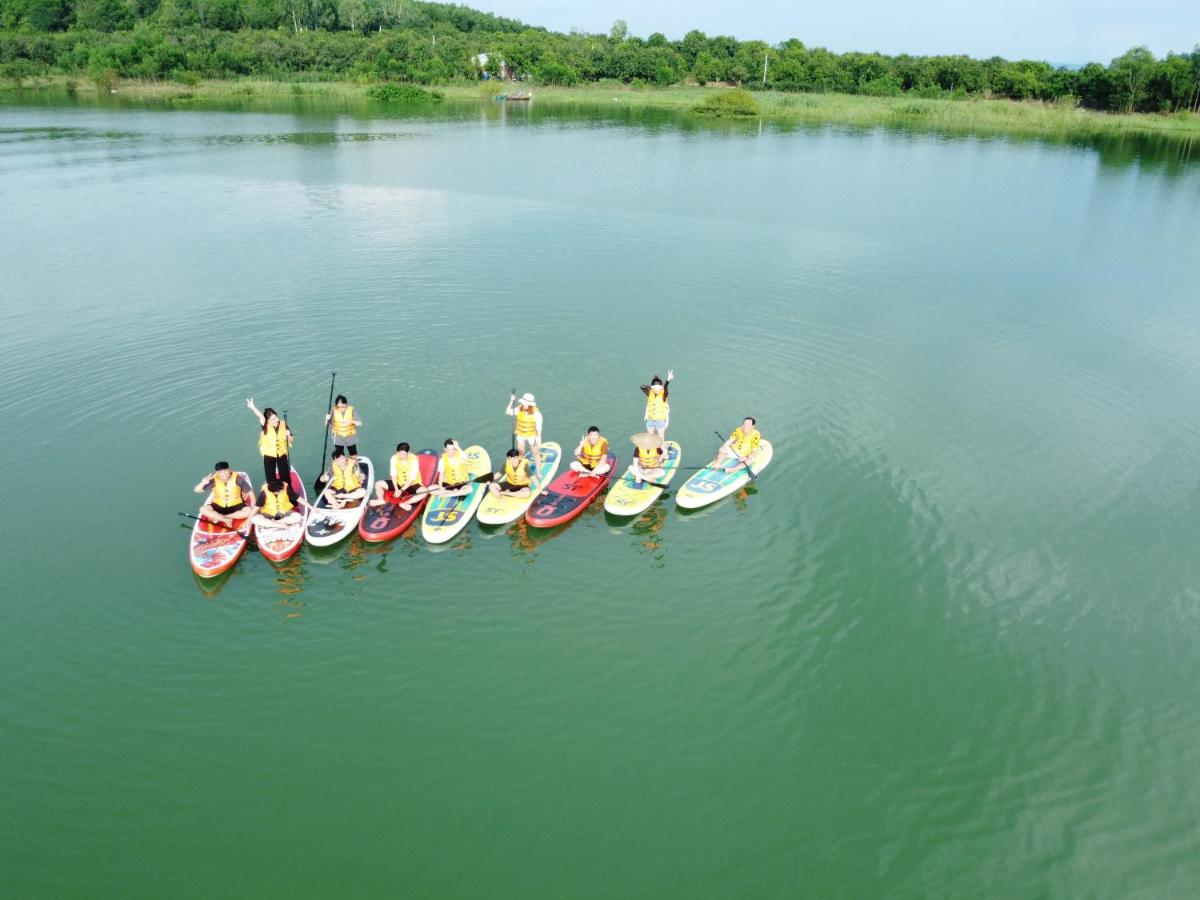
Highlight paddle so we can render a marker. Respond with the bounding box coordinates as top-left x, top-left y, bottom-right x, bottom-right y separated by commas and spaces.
312, 372, 336, 495
620, 476, 673, 490
411, 471, 495, 496
509, 386, 517, 452
714, 430, 757, 481
178, 511, 254, 540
